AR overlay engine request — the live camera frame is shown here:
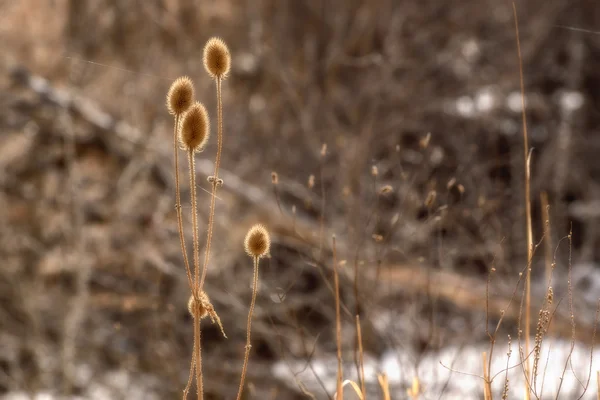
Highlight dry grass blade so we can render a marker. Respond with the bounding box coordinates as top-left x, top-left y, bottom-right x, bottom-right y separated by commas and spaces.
378, 374, 391, 400
512, 3, 533, 398
334, 380, 364, 400
333, 235, 343, 400
355, 315, 366, 399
